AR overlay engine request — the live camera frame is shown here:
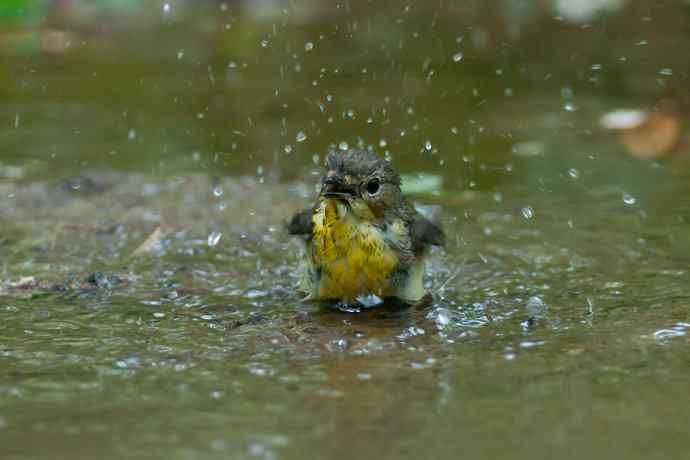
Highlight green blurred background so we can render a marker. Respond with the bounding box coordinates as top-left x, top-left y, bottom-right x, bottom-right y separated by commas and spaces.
3, 3, 690, 460
1, 0, 688, 186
